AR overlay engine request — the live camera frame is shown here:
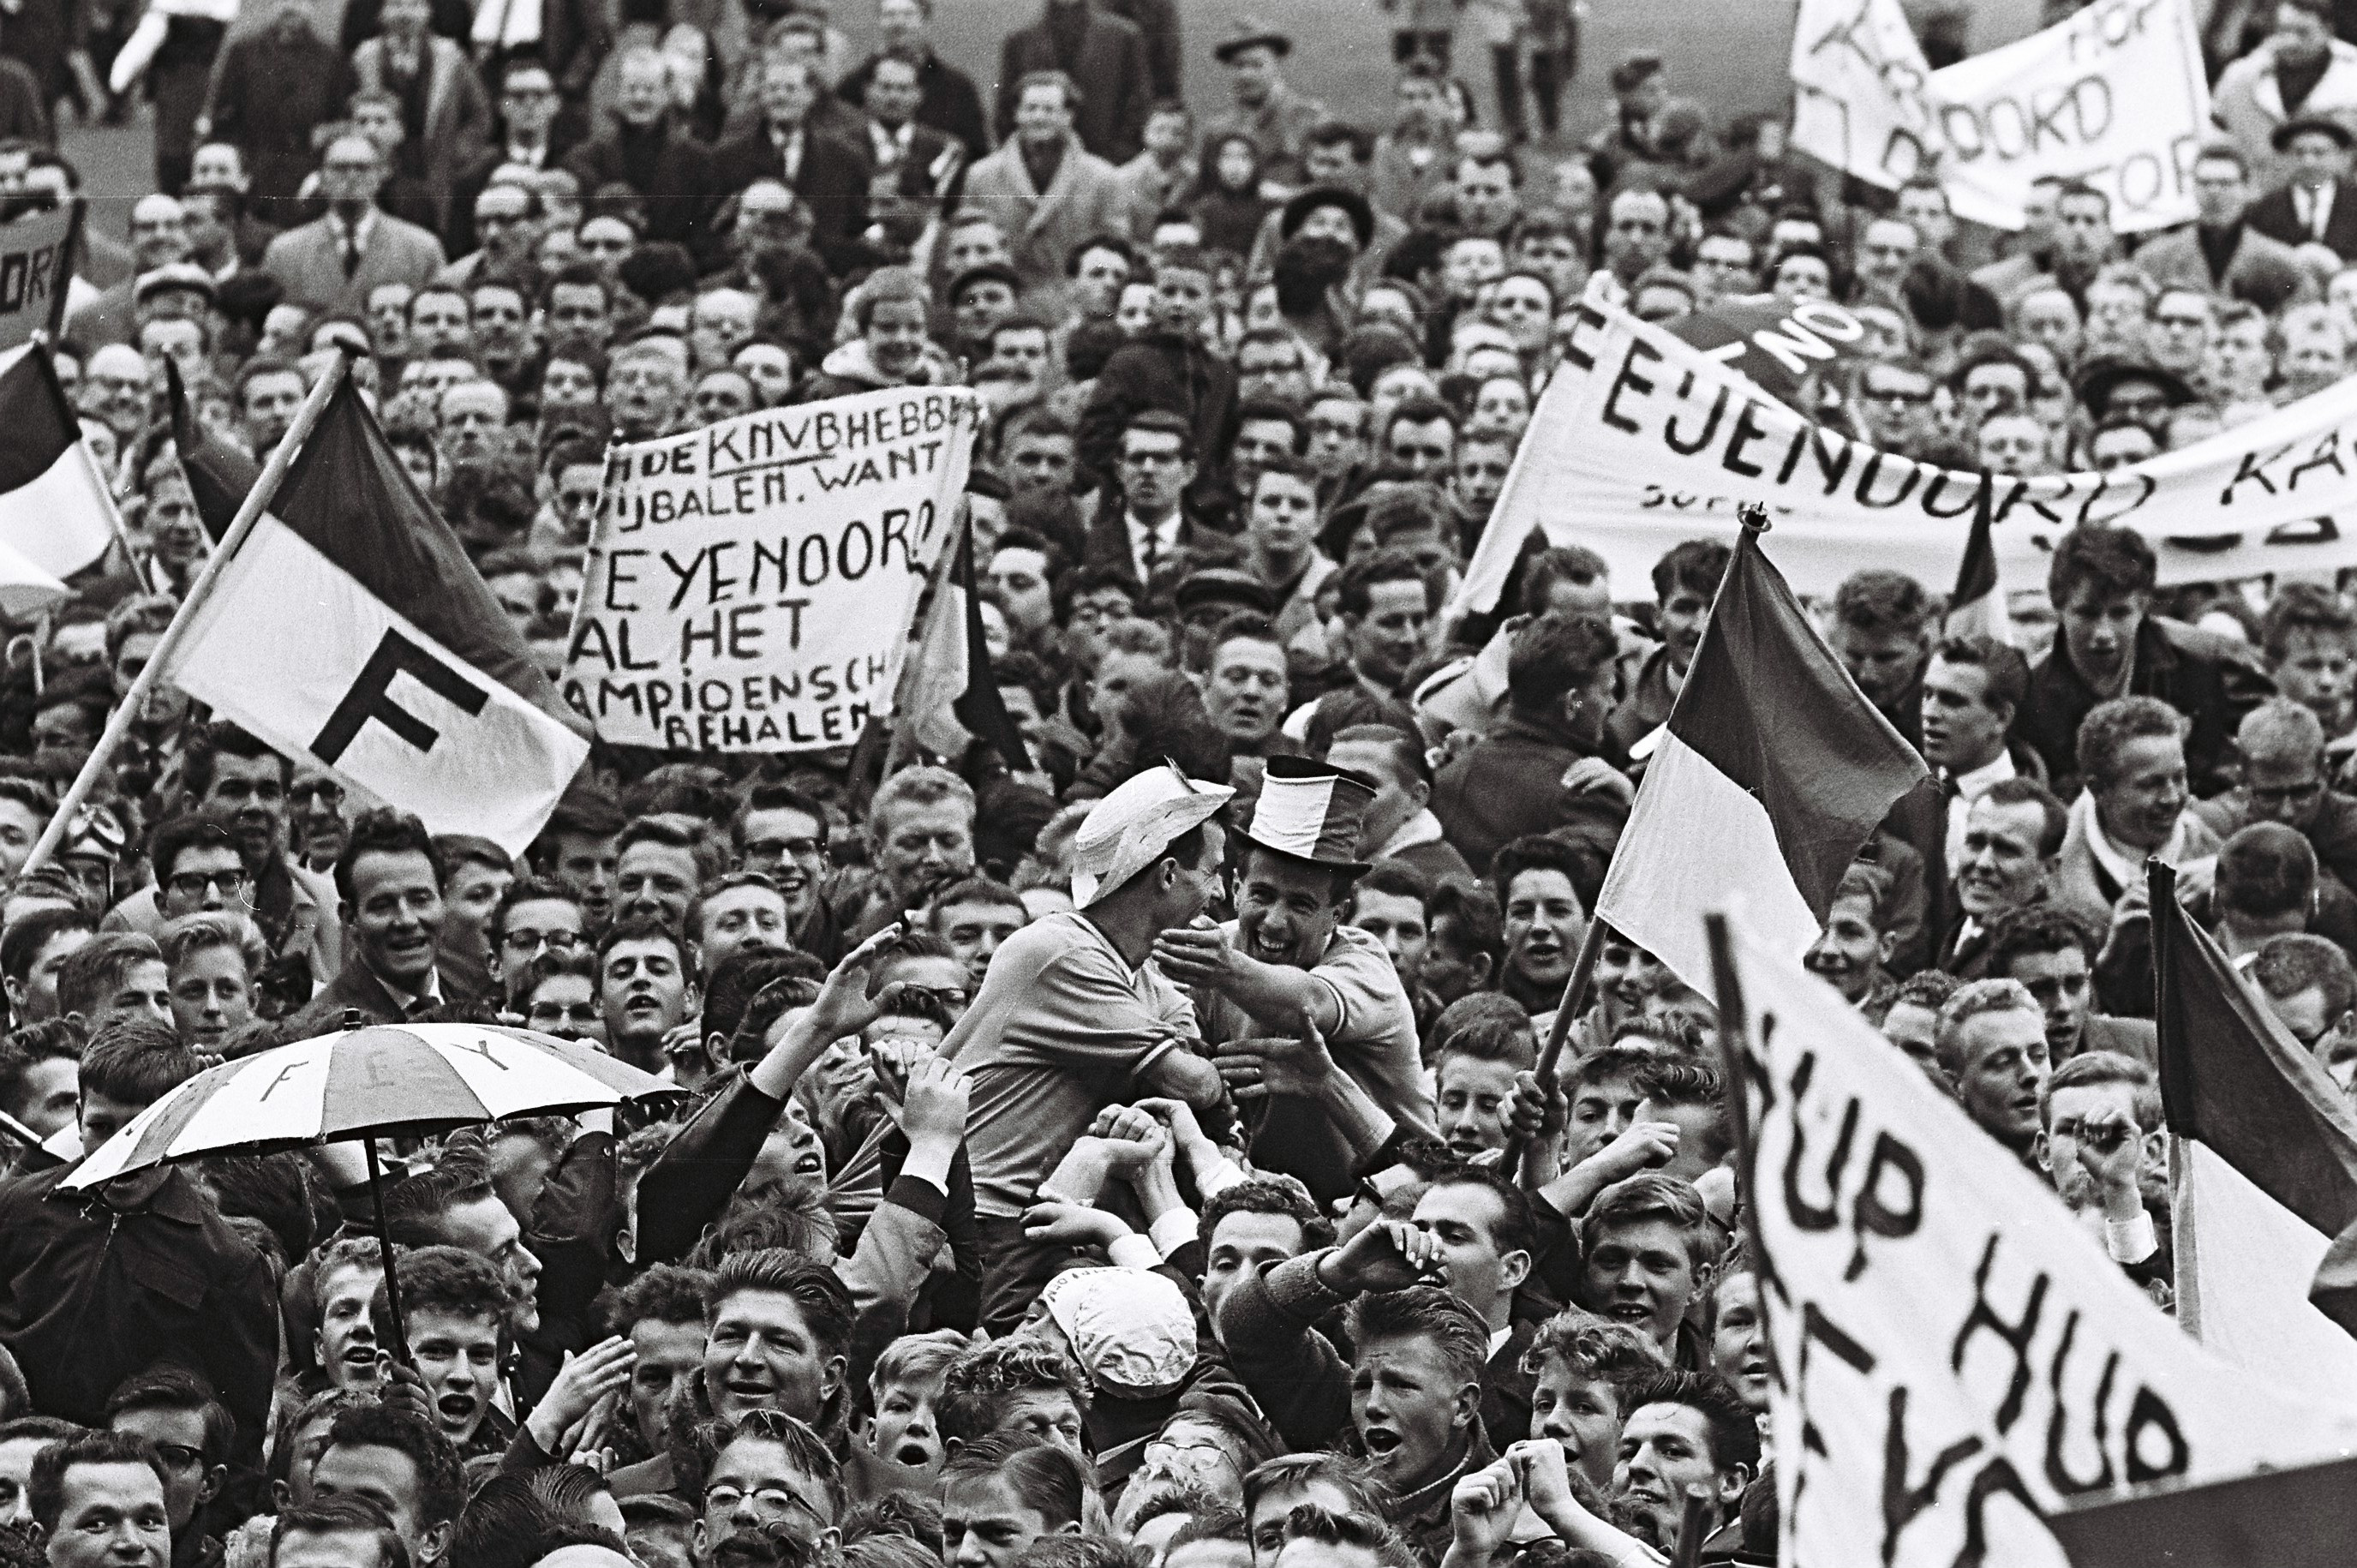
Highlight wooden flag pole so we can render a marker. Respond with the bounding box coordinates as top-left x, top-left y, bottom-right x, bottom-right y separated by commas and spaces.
20, 351, 349, 878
